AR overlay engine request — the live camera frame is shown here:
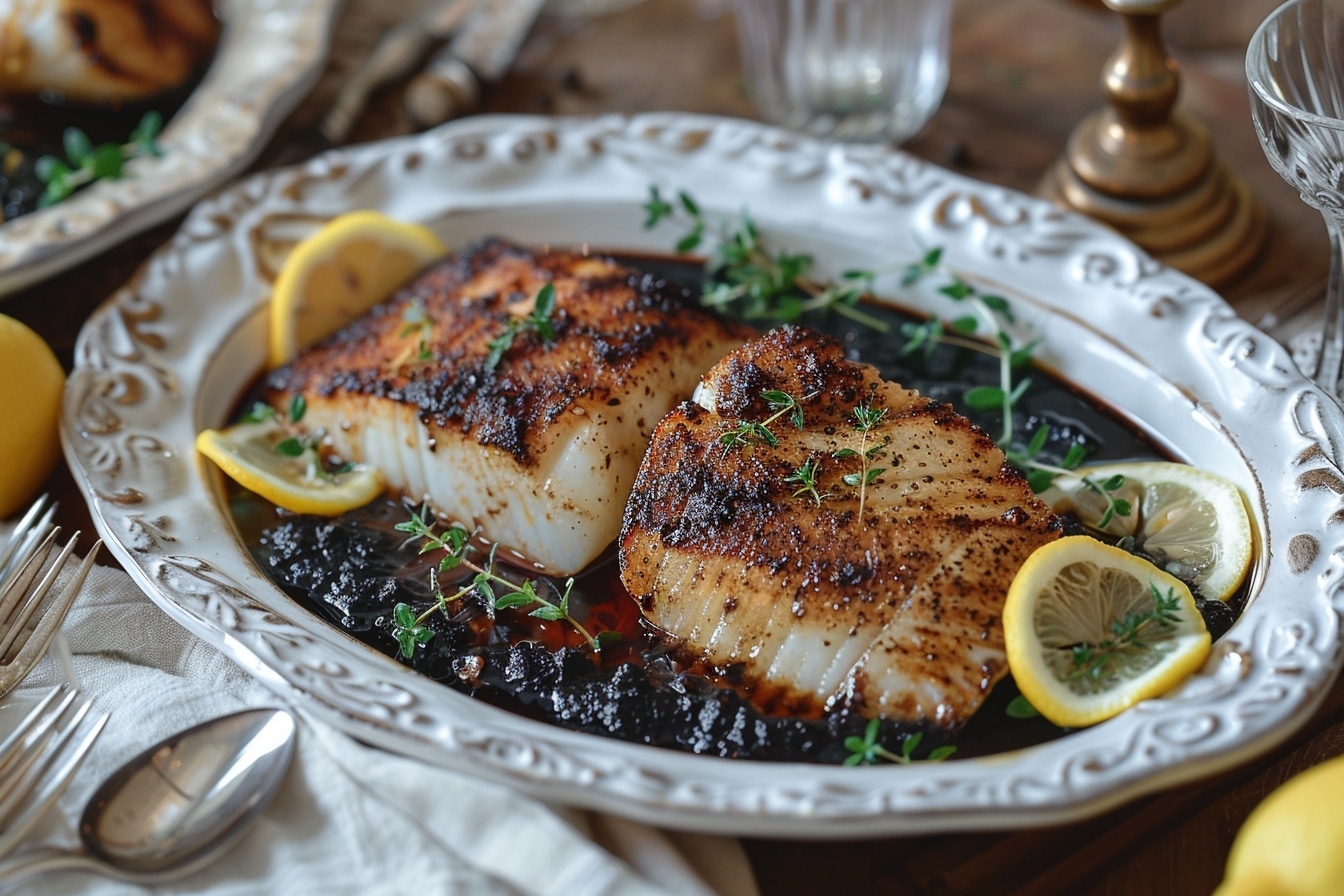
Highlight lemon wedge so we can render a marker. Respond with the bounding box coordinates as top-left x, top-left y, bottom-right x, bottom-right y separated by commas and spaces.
196, 419, 384, 516
268, 210, 445, 368
1004, 535, 1211, 728
1216, 753, 1344, 896
1042, 460, 1253, 602
0, 315, 65, 518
